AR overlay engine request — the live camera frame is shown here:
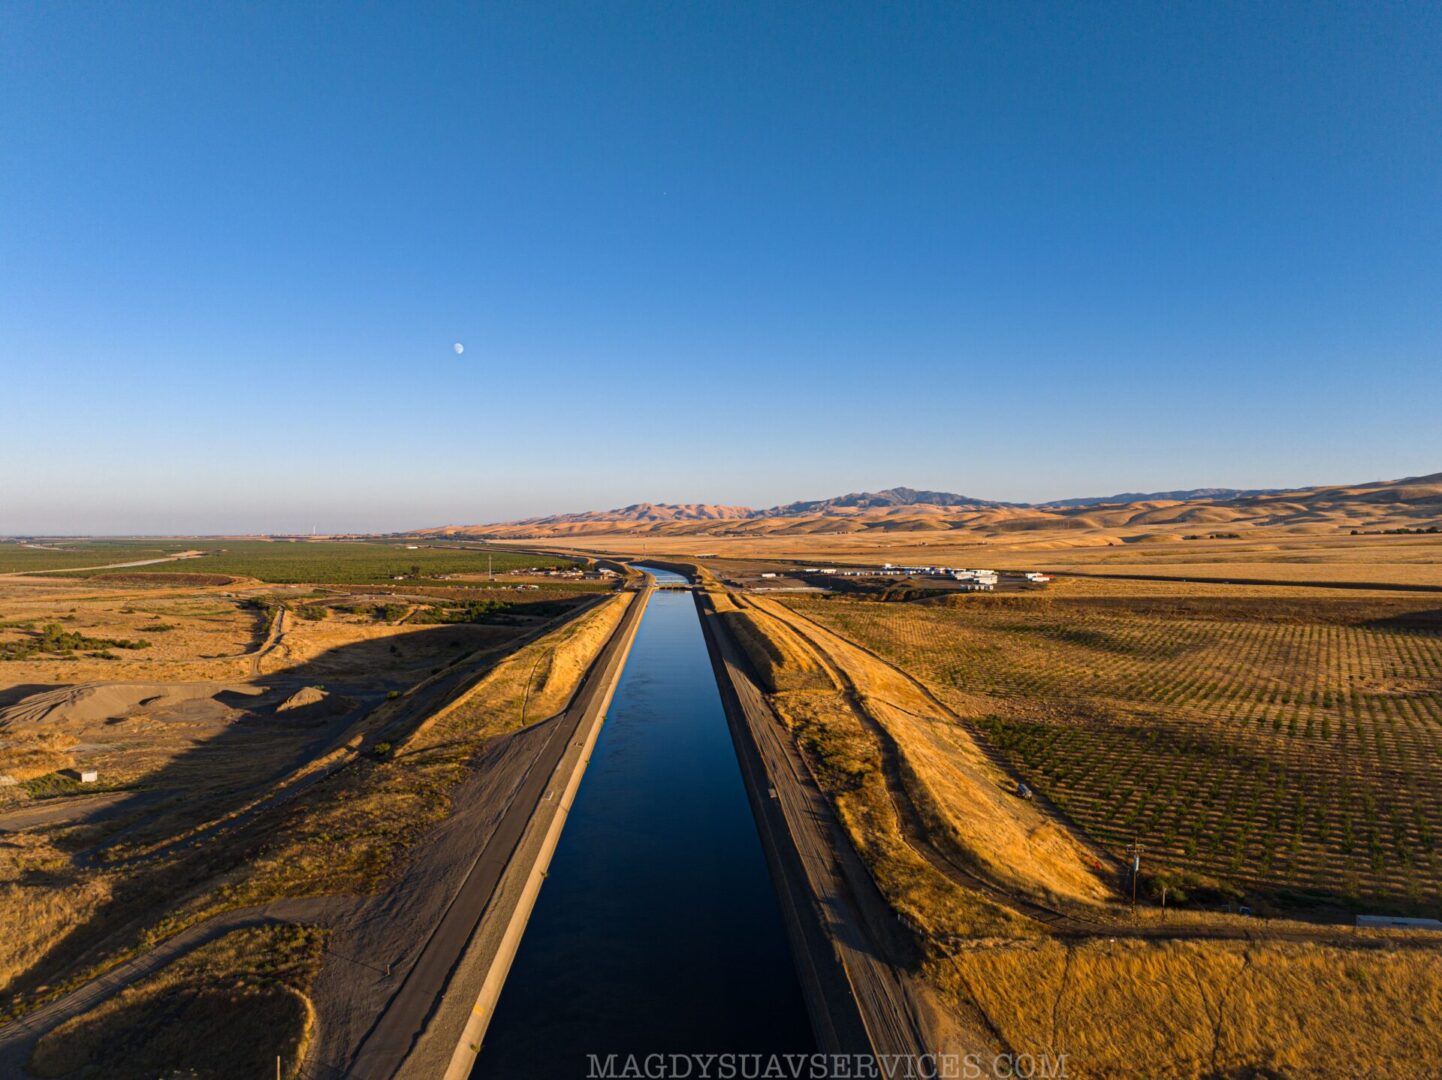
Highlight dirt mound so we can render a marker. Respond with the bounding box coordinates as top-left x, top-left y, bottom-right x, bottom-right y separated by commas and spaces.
271, 685, 355, 723
0, 682, 257, 732
276, 686, 329, 712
